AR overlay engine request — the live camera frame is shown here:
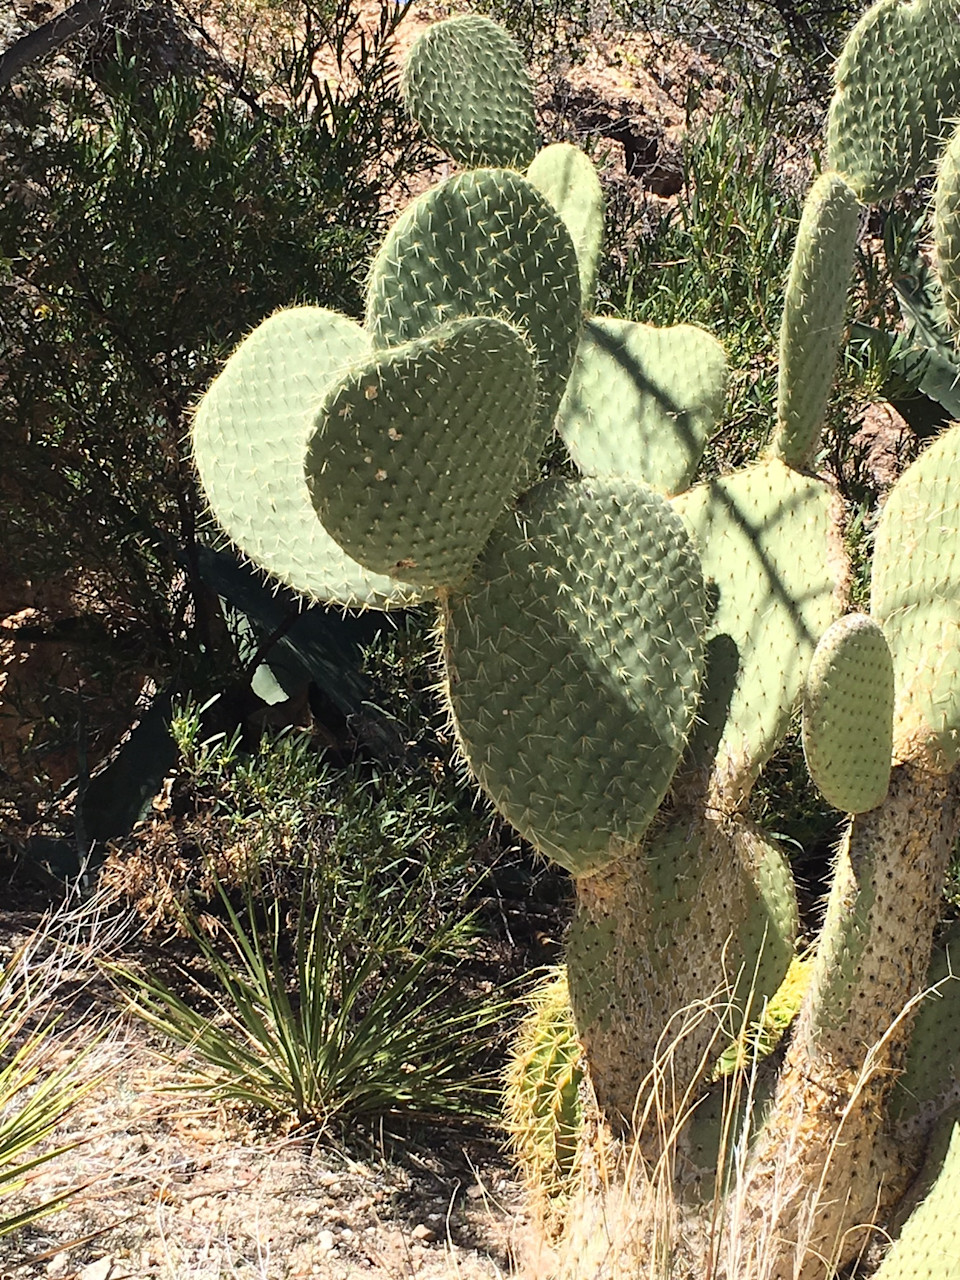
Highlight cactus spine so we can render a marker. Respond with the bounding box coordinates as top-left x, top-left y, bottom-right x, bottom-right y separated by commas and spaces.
190, 6, 960, 1276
